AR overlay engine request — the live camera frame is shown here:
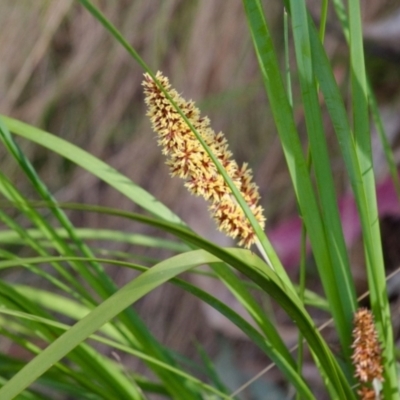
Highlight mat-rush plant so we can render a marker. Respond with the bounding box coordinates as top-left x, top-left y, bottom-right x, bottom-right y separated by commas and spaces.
0, 0, 398, 399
